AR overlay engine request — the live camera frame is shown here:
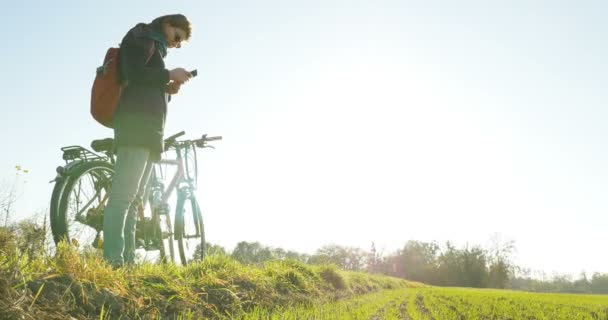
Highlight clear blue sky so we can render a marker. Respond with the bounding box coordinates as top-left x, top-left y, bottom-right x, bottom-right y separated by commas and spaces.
1, 1, 607, 276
